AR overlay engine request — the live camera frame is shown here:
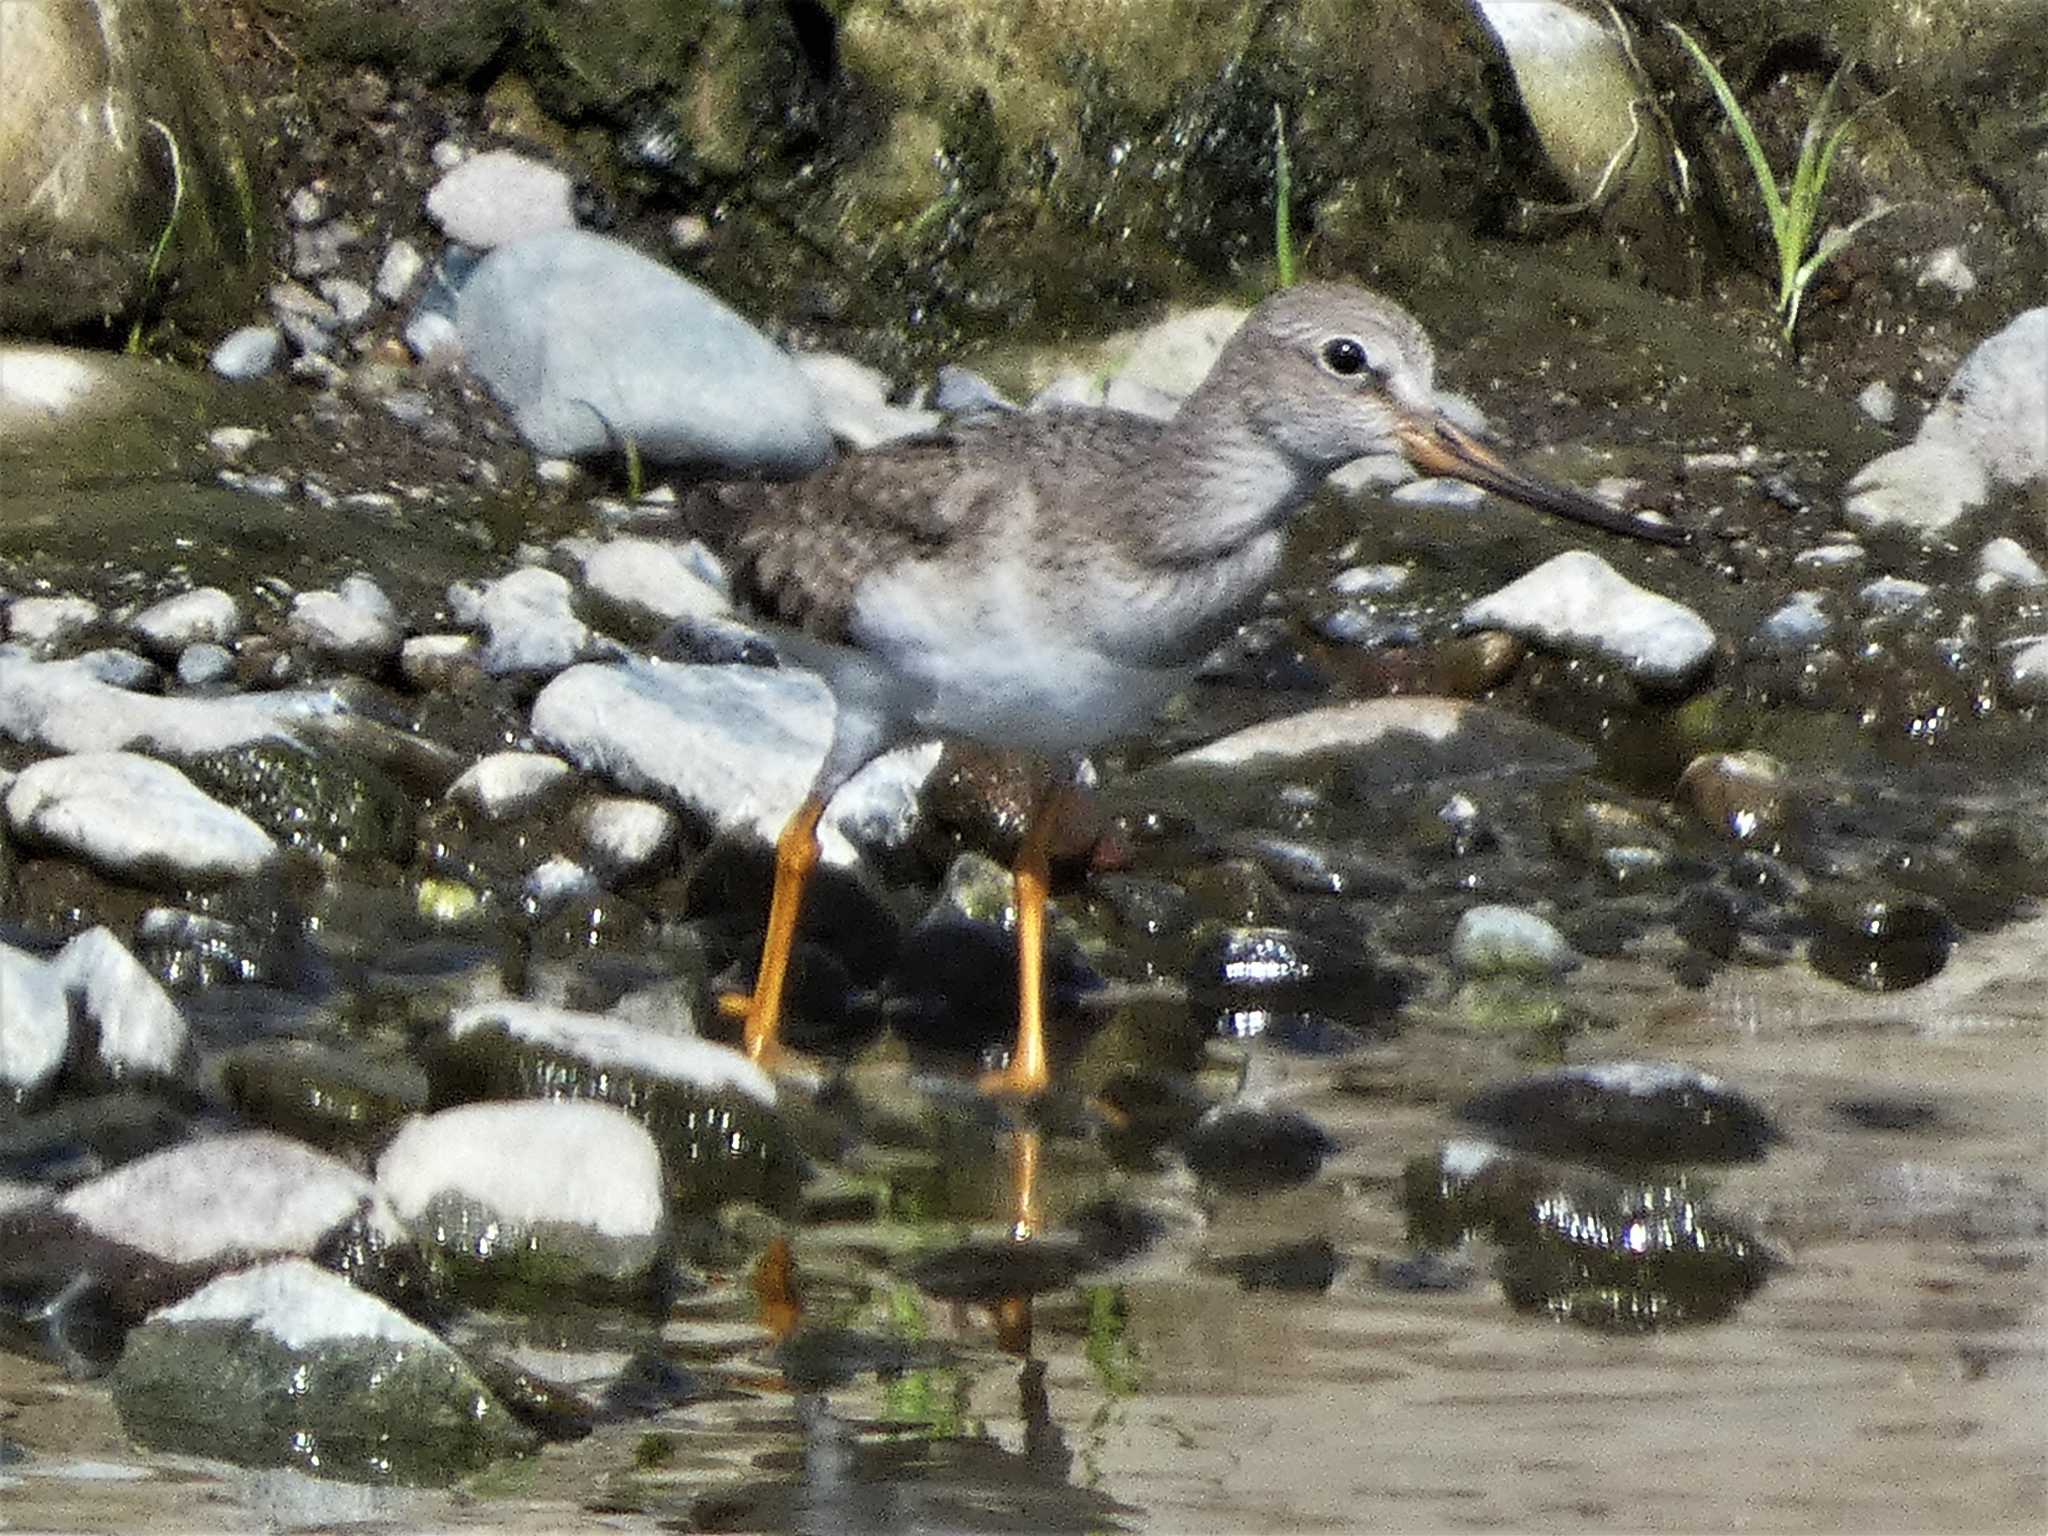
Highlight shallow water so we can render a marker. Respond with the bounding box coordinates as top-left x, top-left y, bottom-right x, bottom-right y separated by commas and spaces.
6, 903, 2040, 1533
